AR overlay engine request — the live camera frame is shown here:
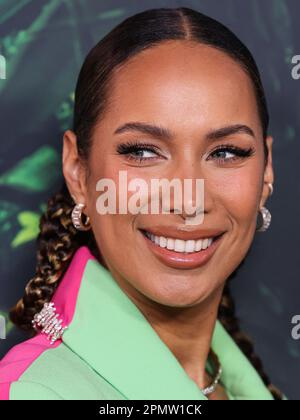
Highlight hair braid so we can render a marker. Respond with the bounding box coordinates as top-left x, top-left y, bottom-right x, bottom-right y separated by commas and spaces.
218, 275, 283, 400
9, 182, 98, 333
